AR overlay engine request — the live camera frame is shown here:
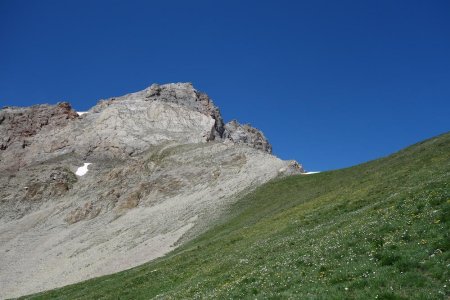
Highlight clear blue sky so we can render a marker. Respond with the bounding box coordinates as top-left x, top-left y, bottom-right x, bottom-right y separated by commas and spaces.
1, 0, 449, 171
